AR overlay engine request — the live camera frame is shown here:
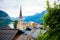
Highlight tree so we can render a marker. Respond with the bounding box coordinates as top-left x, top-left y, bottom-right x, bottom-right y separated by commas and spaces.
13, 20, 18, 28
37, 0, 60, 40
